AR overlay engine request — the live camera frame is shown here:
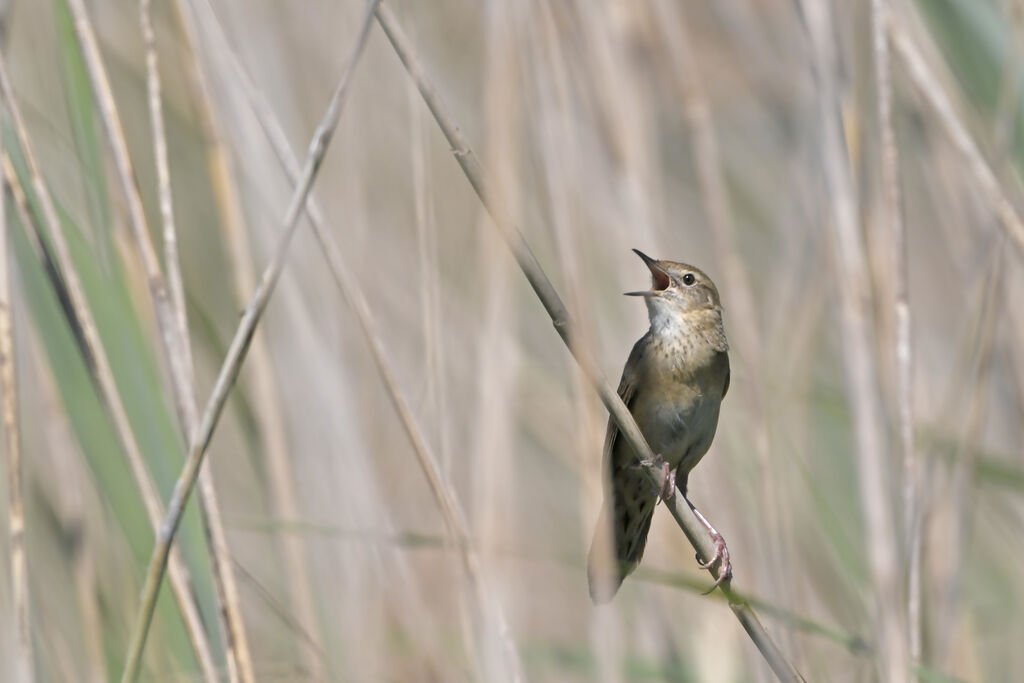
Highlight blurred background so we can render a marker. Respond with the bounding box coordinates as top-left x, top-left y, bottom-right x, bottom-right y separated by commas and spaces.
0, 0, 1022, 680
